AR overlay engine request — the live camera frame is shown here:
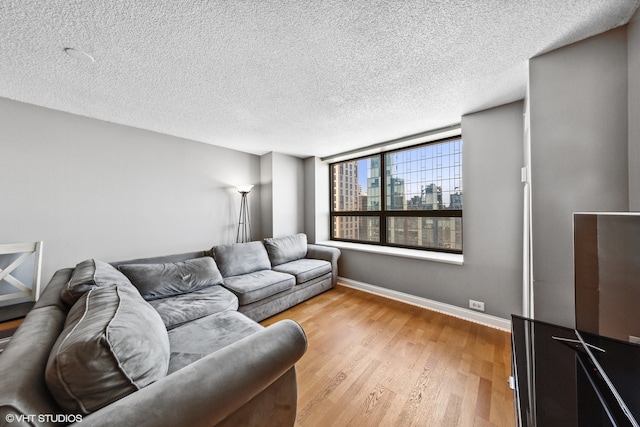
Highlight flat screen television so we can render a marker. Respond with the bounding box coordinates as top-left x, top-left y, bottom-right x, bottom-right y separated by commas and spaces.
574, 212, 640, 343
